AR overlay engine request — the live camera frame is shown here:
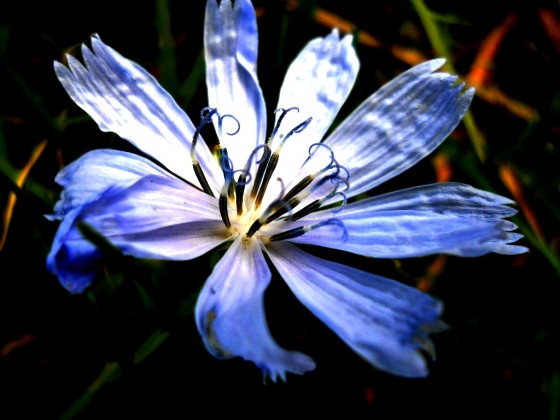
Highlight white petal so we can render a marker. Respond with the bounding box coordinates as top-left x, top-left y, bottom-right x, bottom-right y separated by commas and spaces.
195, 236, 315, 381
271, 30, 359, 188
55, 35, 222, 191
323, 59, 474, 199
204, 0, 266, 170
266, 241, 445, 377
